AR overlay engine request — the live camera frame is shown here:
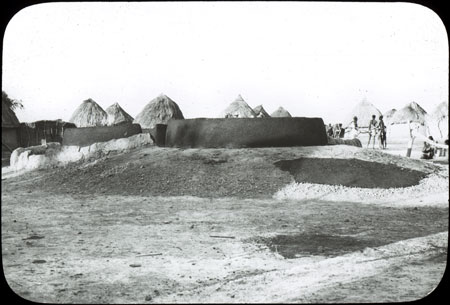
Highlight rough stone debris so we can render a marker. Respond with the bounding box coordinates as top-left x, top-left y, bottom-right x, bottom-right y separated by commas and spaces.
9, 133, 152, 172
